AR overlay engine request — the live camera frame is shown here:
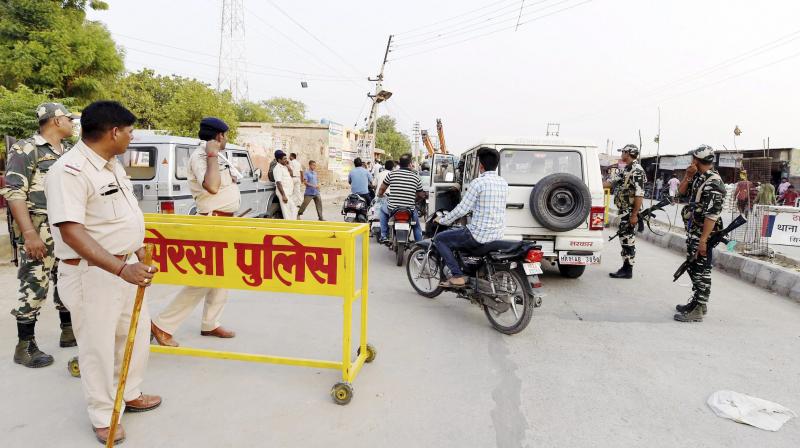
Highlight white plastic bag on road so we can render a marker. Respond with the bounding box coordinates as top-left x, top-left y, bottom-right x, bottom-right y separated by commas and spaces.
707, 390, 797, 431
